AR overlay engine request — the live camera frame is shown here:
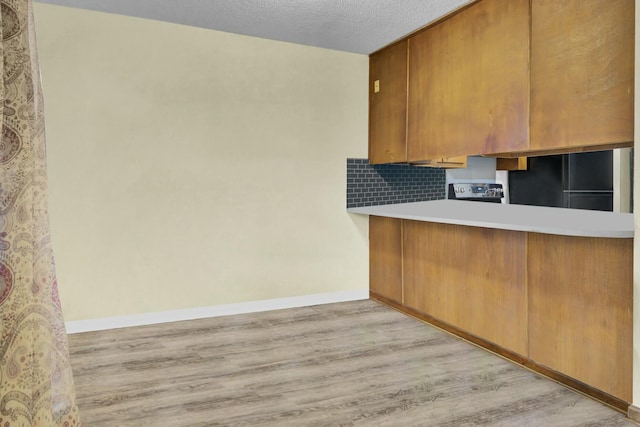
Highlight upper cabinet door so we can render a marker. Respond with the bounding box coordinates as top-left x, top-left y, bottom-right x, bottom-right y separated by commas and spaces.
369, 41, 408, 164
407, 0, 530, 162
530, 0, 634, 151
